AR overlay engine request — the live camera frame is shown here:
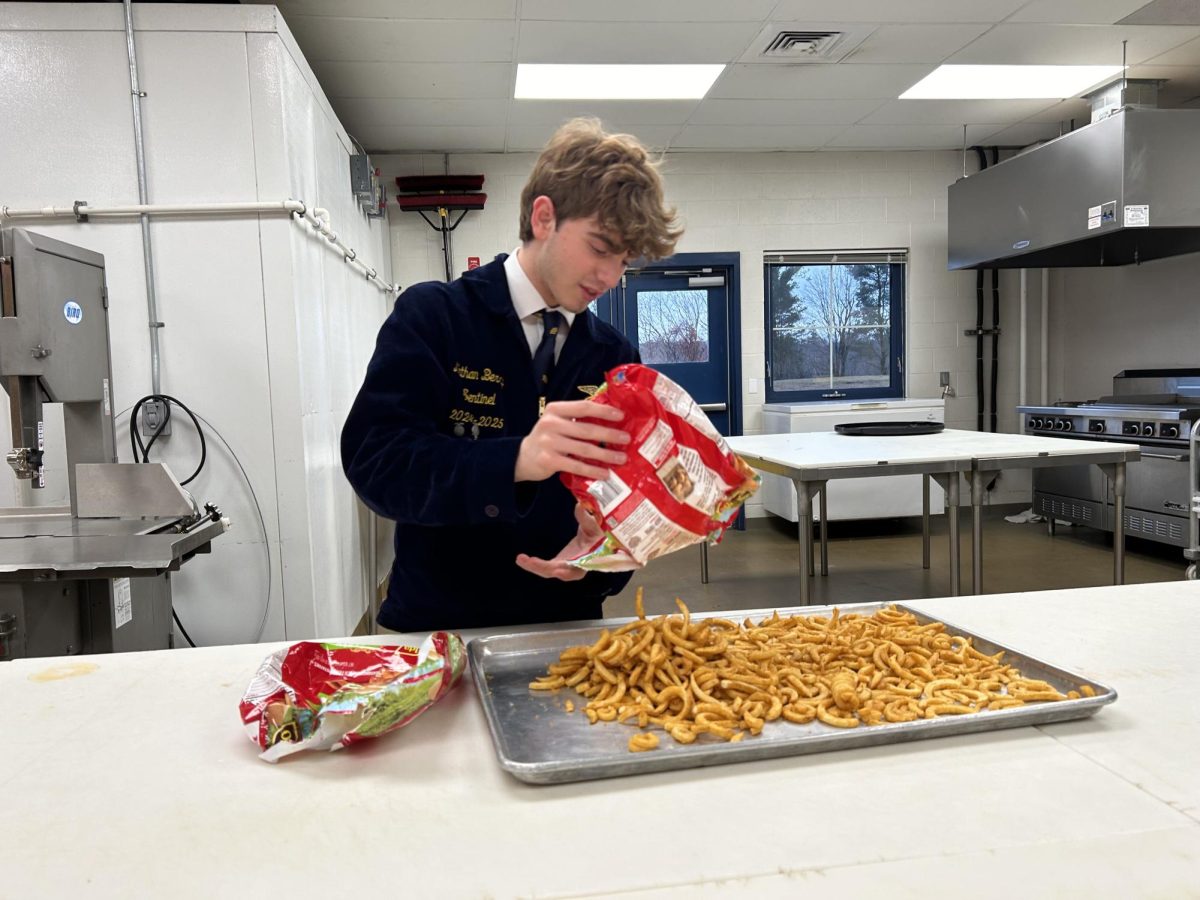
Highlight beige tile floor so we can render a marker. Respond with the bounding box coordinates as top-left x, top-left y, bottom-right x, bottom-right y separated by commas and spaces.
612, 505, 1189, 618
